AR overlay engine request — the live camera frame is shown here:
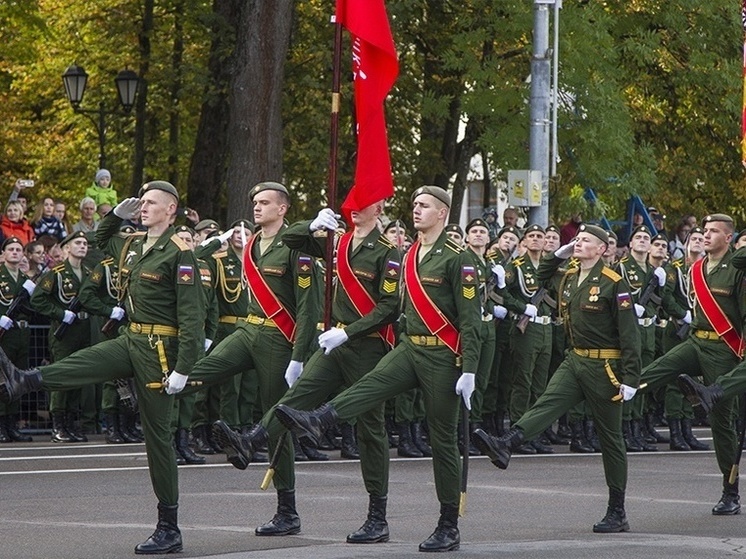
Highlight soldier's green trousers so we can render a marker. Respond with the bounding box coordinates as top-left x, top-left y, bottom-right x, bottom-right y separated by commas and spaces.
0, 327, 29, 418
48, 319, 92, 416
640, 336, 739, 476
39, 330, 179, 505
514, 352, 627, 491
262, 336, 390, 496
509, 321, 552, 423
661, 322, 693, 420
184, 322, 295, 491
328, 338, 462, 506
471, 320, 496, 424
488, 320, 512, 419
